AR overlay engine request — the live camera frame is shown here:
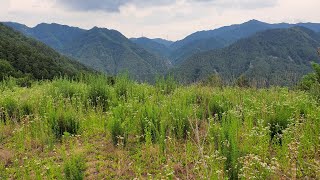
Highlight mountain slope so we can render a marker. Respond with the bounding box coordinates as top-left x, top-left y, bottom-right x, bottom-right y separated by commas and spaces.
131, 37, 172, 58
62, 27, 170, 81
4, 23, 170, 81
152, 38, 174, 47
4, 22, 85, 51
0, 23, 91, 80
170, 36, 229, 65
170, 20, 320, 64
174, 27, 320, 86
